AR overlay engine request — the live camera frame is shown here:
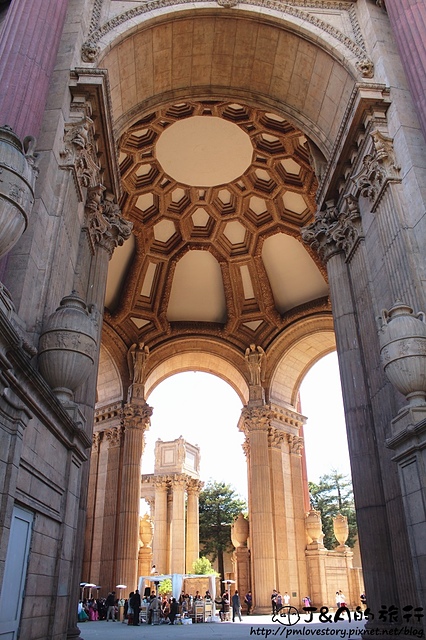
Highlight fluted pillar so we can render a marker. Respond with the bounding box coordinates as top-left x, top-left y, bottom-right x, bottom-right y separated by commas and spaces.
152, 477, 169, 574
384, 0, 426, 140
170, 475, 186, 575
116, 403, 152, 591
240, 405, 276, 613
268, 428, 288, 591
0, 0, 68, 140
98, 426, 122, 593
186, 479, 202, 572
302, 197, 410, 623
